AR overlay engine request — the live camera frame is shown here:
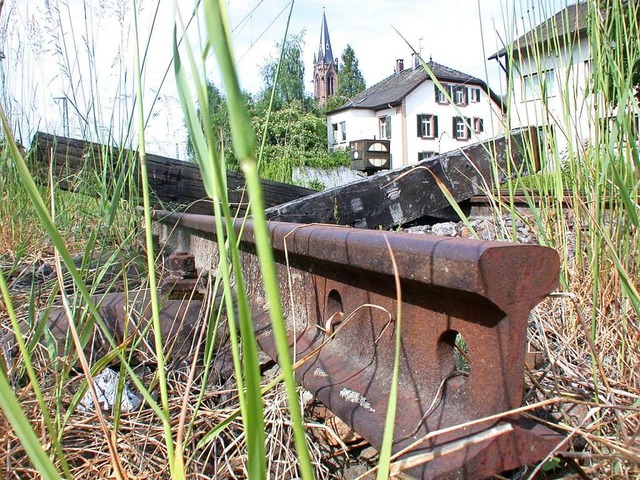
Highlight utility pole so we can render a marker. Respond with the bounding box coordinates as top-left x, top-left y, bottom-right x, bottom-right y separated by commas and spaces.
54, 96, 69, 137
